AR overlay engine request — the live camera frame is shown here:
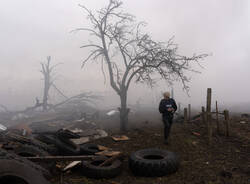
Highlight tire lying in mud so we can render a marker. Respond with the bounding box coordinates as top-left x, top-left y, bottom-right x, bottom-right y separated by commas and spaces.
80, 143, 100, 155
35, 134, 59, 154
0, 148, 51, 184
129, 148, 179, 177
57, 136, 81, 155
35, 134, 57, 145
56, 129, 80, 139
12, 144, 55, 171
36, 134, 80, 155
1, 130, 56, 155
82, 157, 122, 179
